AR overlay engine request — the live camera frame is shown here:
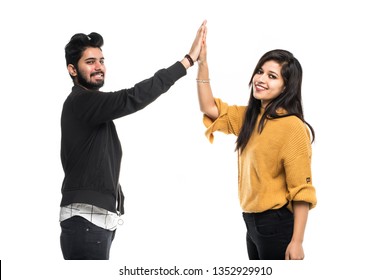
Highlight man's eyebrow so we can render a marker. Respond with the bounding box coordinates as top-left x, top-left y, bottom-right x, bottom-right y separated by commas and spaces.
84, 57, 104, 61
